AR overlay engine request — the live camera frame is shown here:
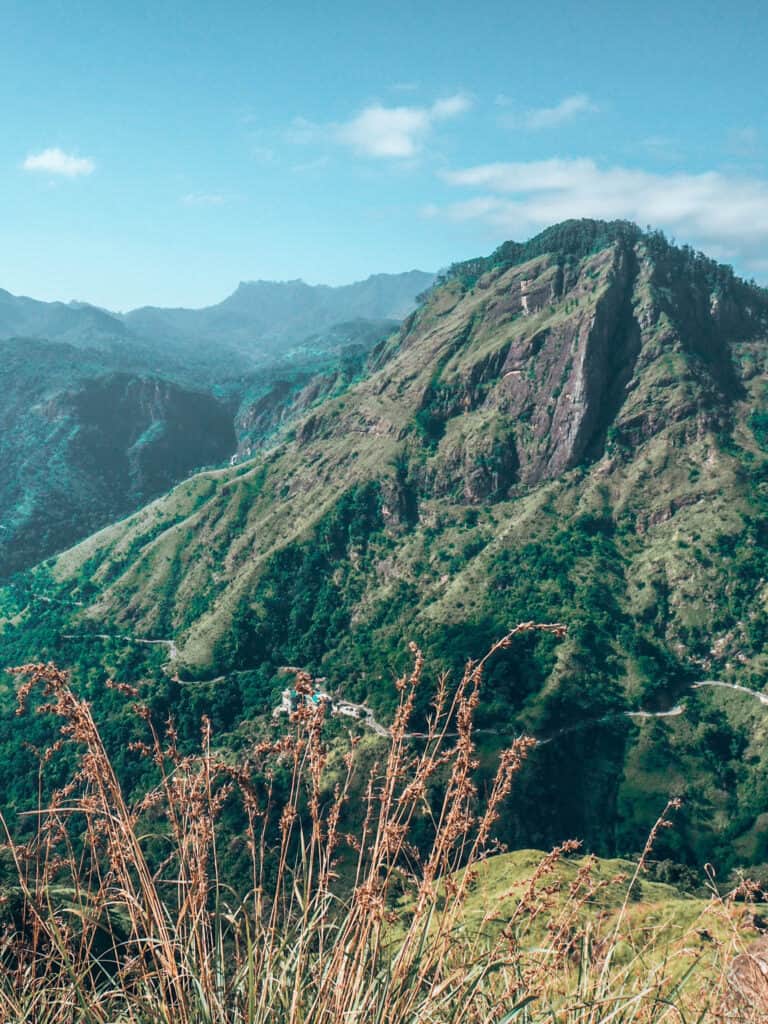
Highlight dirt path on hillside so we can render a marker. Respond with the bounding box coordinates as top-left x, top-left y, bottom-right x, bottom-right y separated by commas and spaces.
62, 633, 178, 661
